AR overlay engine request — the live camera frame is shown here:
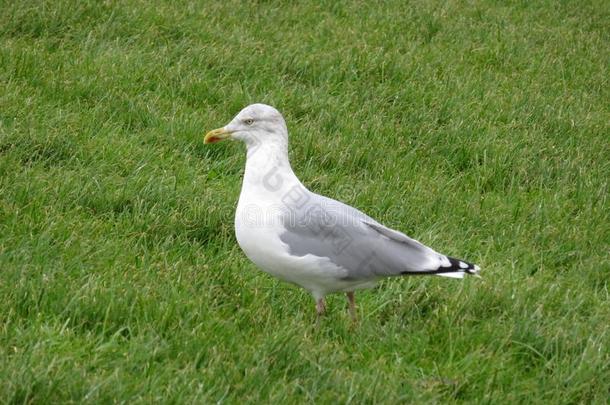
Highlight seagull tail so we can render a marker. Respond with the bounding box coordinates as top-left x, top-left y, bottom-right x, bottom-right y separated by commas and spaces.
434, 256, 481, 279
